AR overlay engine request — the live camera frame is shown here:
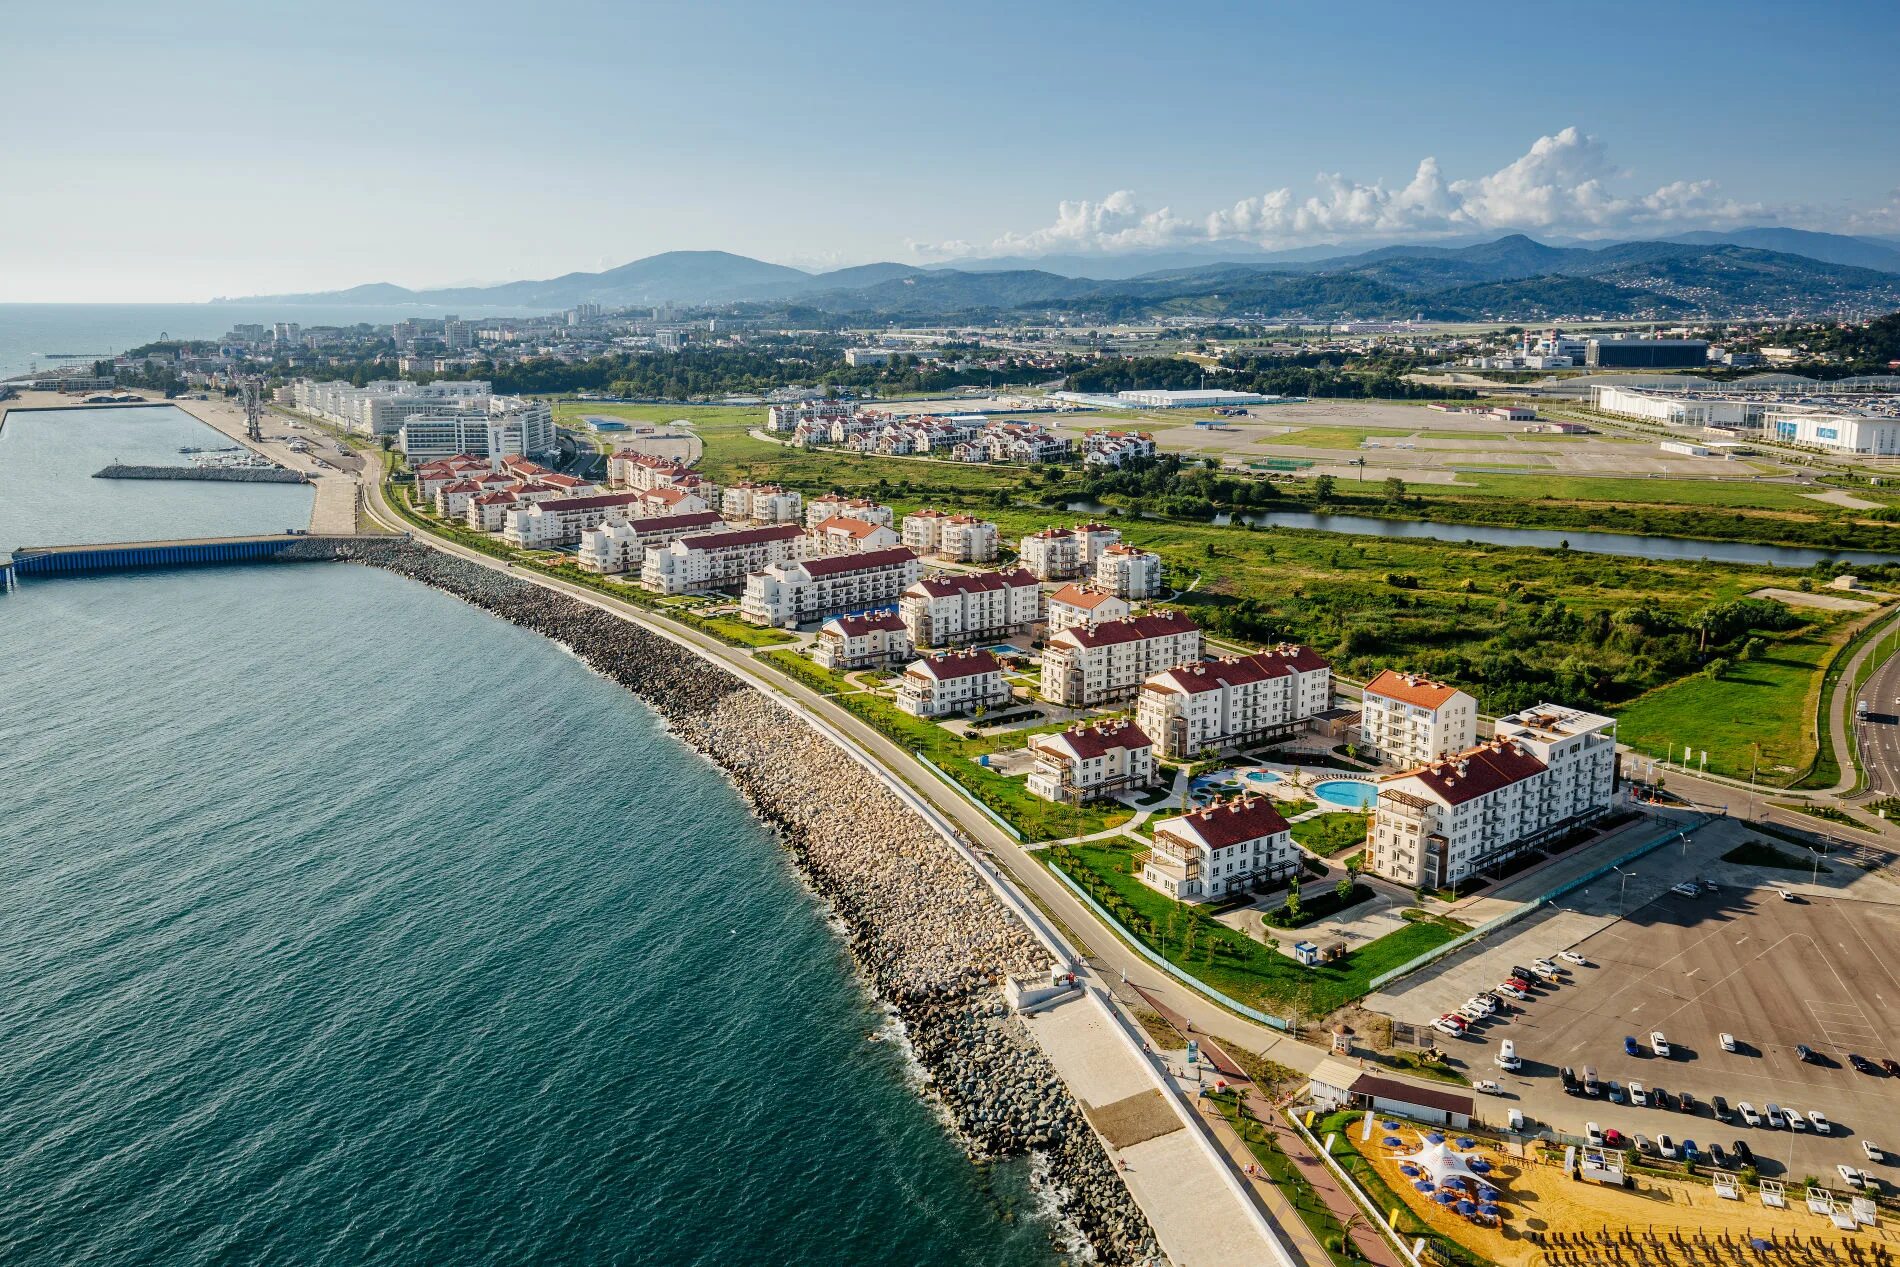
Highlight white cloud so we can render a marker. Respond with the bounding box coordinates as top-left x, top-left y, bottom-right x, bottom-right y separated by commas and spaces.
926, 129, 1786, 260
